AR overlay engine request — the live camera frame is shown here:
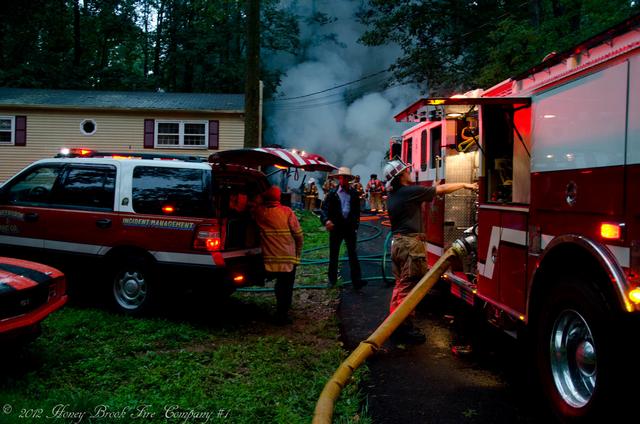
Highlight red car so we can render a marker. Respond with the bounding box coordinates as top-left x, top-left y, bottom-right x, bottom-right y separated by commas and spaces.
0, 257, 67, 343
